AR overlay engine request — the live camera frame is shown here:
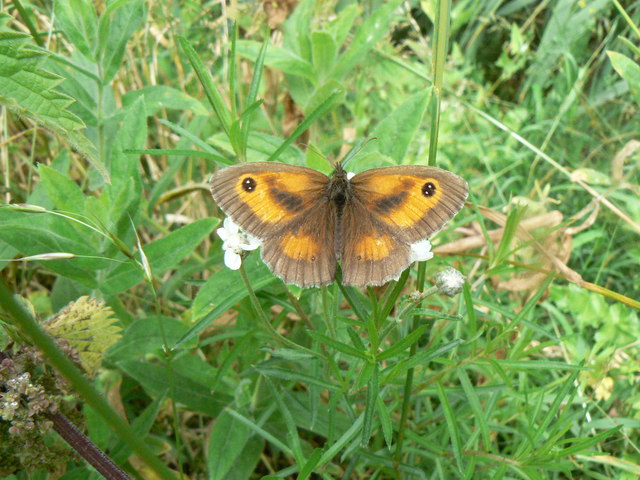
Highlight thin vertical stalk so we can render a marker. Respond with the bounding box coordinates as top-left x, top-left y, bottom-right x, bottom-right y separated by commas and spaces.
396, 0, 451, 469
